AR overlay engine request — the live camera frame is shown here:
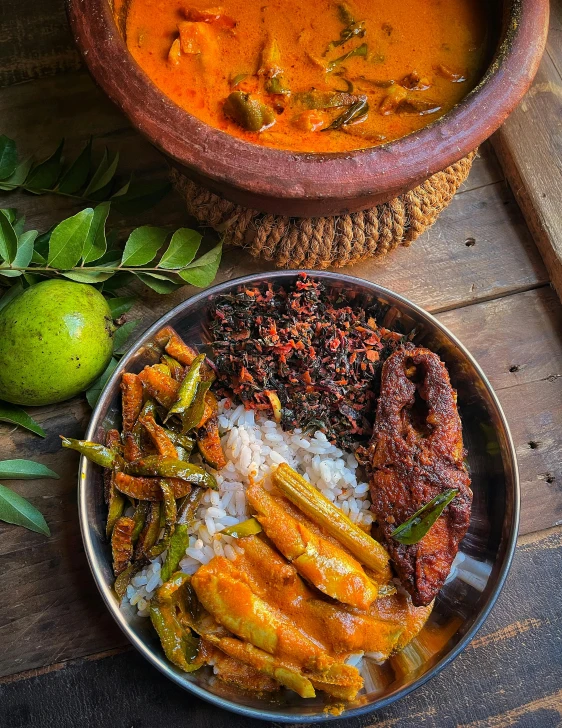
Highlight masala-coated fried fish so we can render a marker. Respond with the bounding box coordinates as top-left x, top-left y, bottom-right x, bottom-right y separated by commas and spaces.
368, 346, 472, 607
